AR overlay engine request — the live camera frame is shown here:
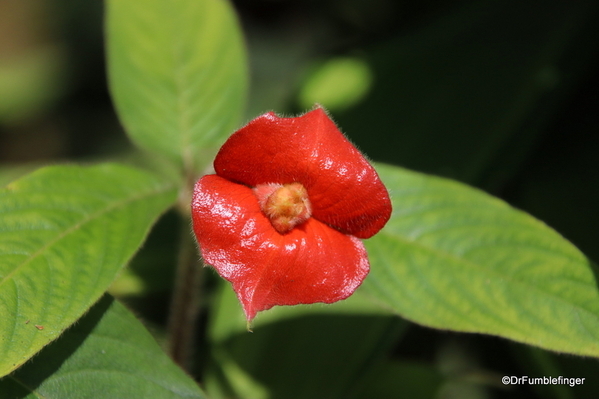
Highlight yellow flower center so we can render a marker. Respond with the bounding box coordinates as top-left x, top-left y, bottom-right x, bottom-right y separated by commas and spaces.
254, 182, 312, 233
